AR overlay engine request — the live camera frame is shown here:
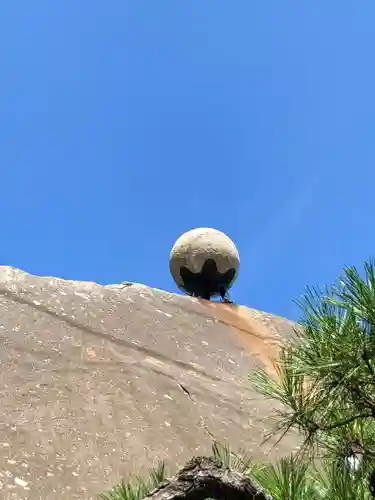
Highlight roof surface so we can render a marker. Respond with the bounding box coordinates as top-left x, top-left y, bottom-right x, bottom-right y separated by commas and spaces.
0, 267, 300, 499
